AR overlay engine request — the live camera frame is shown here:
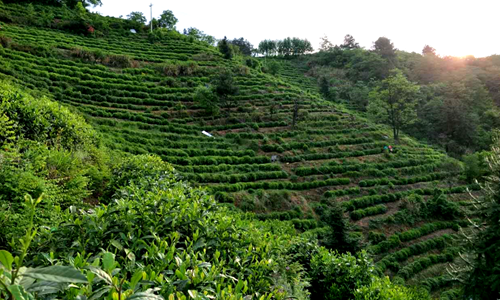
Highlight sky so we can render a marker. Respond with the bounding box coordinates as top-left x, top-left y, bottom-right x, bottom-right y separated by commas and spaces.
92, 0, 500, 58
